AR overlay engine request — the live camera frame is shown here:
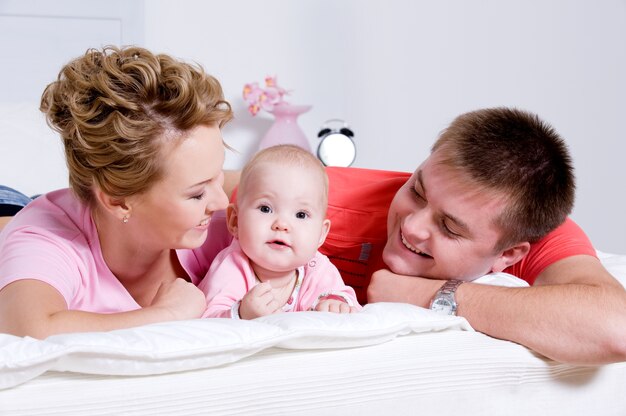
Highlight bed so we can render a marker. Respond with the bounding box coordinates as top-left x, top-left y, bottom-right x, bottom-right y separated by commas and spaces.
1, 251, 625, 415
2, 5, 626, 415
